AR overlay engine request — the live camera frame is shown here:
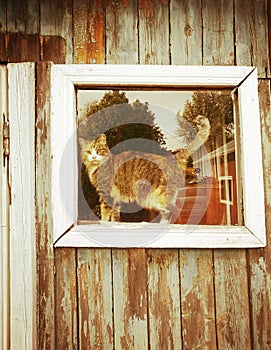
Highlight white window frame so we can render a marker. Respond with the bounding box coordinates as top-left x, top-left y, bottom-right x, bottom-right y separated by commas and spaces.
51, 64, 266, 248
